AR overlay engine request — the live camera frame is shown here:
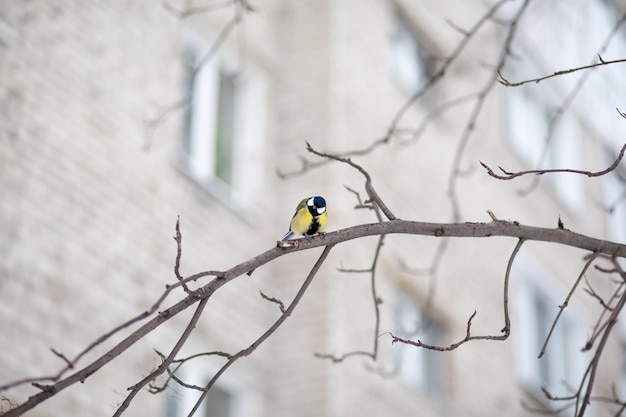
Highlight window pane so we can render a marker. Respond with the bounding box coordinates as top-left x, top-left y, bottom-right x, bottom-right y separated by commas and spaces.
181, 48, 197, 160
390, 13, 431, 95
205, 384, 232, 417
214, 70, 237, 185
394, 293, 444, 394
165, 386, 179, 417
